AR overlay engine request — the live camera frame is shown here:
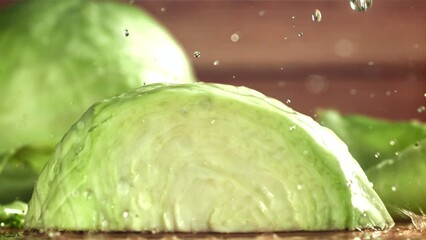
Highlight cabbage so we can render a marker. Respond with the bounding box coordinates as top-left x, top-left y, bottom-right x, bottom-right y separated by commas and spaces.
0, 0, 195, 203
25, 83, 393, 232
318, 110, 426, 219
